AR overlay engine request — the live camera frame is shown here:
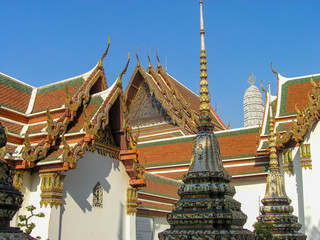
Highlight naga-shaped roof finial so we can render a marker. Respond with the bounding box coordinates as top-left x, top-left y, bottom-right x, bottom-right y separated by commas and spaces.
156, 48, 161, 69
136, 44, 140, 67
271, 62, 280, 81
98, 37, 111, 69
116, 53, 130, 89
147, 47, 152, 69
